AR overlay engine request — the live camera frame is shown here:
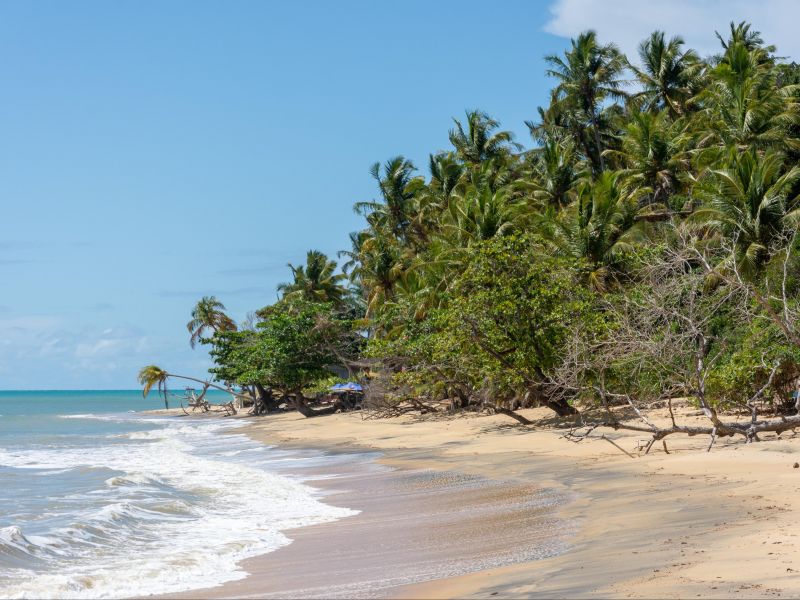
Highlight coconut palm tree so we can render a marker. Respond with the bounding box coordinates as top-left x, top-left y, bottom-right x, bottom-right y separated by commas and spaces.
349, 233, 407, 317
716, 21, 775, 56
138, 365, 252, 410
428, 152, 464, 200
277, 250, 348, 305
690, 149, 800, 277
448, 110, 518, 166
630, 31, 700, 117
540, 172, 642, 291
187, 296, 236, 348
443, 184, 520, 246
525, 139, 580, 210
354, 156, 423, 245
696, 41, 798, 159
545, 30, 628, 175
605, 110, 691, 209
